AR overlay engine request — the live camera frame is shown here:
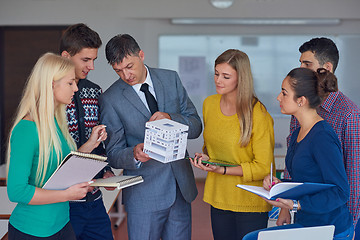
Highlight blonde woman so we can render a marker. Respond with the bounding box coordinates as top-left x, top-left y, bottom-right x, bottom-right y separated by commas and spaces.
190, 49, 275, 240
6, 53, 106, 239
